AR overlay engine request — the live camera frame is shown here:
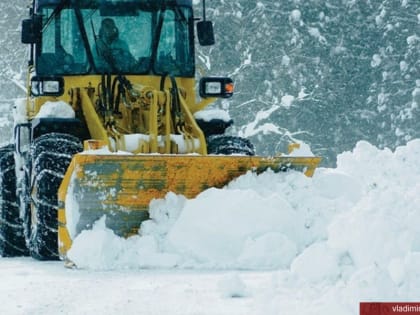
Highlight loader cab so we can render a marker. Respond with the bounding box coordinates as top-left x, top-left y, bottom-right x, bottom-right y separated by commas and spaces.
22, 0, 200, 77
